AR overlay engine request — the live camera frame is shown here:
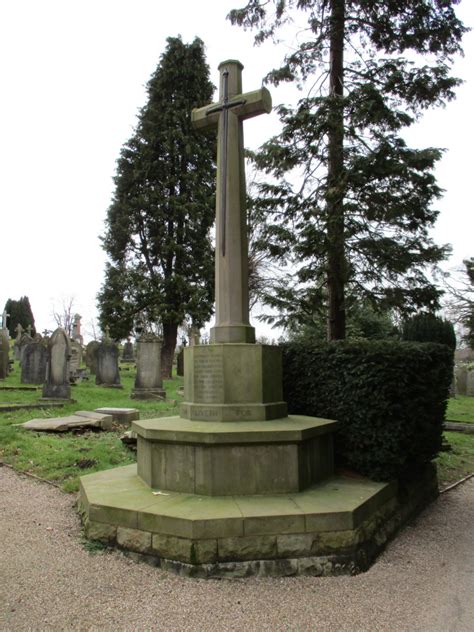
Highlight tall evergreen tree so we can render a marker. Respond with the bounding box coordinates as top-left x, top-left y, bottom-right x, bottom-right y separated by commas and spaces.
230, 0, 467, 339
98, 37, 216, 376
4, 296, 36, 337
